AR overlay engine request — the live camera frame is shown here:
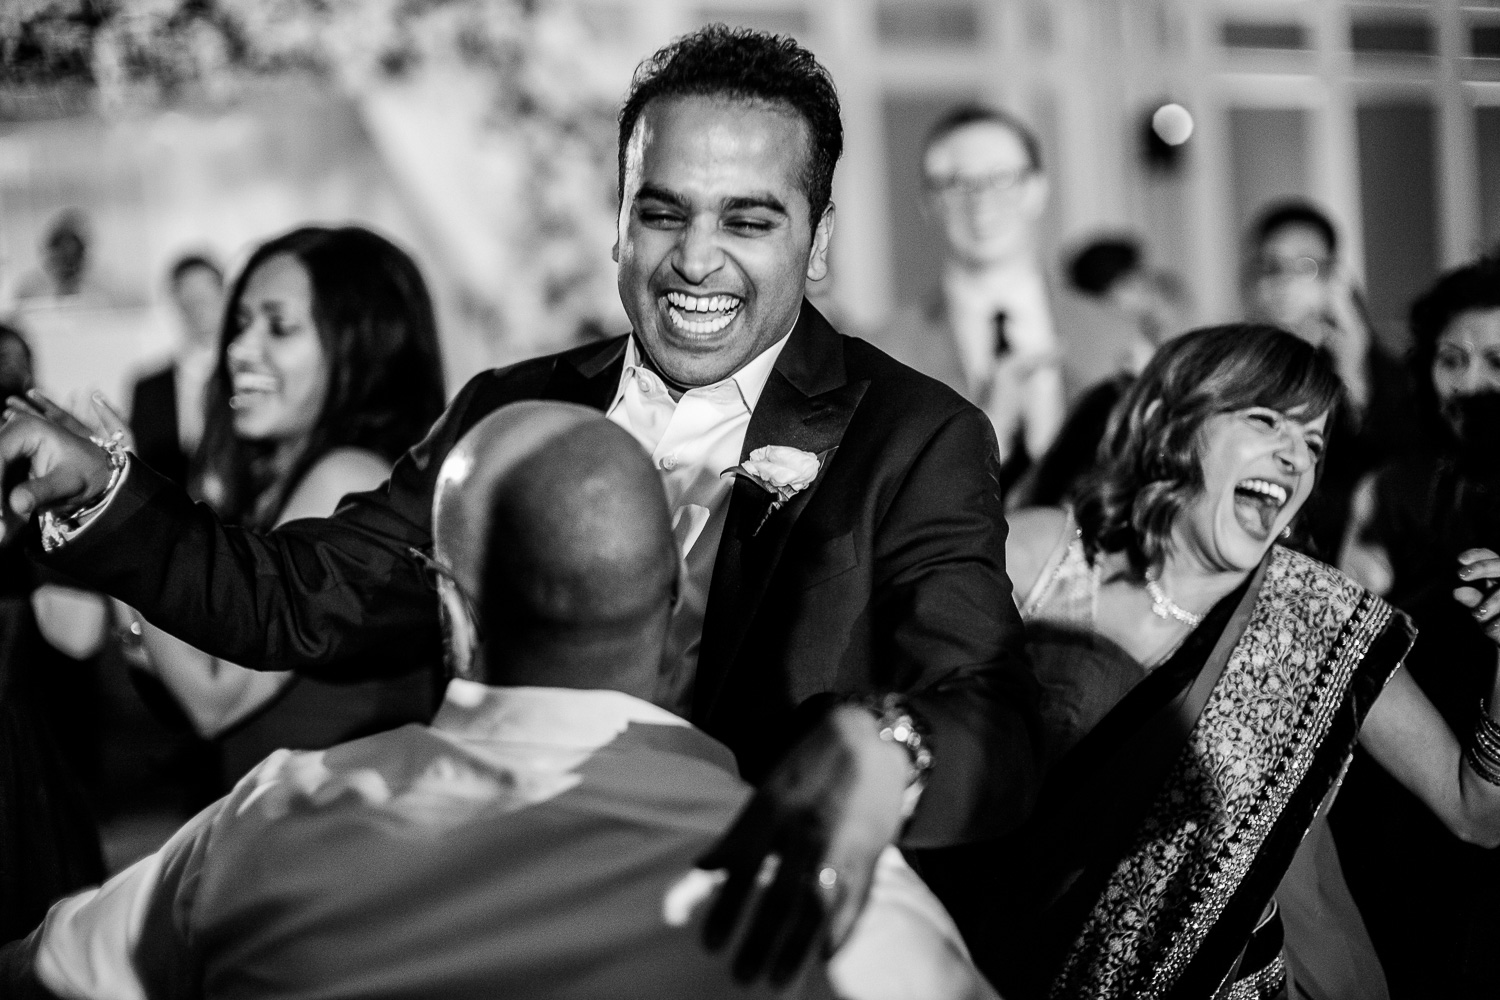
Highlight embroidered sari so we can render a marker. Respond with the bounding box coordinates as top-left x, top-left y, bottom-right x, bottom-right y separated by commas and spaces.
974, 536, 1414, 1000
